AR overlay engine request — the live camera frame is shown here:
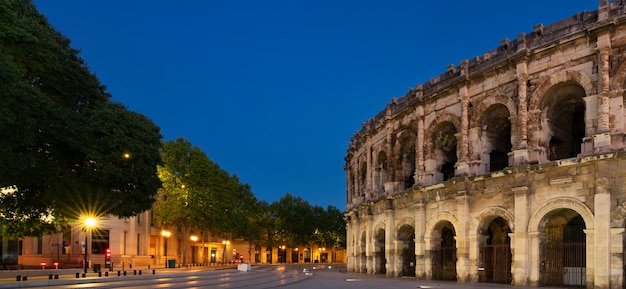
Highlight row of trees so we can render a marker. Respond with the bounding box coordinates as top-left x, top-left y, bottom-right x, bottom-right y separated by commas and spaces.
152, 138, 346, 257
